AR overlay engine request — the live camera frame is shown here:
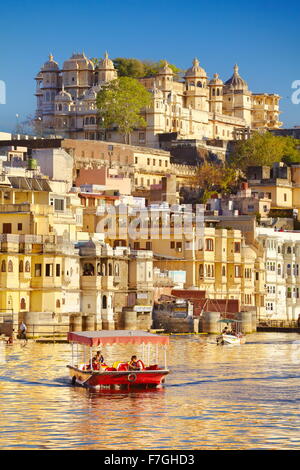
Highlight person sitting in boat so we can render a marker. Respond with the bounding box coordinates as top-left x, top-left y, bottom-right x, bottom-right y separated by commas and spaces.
94, 351, 104, 364
222, 327, 229, 335
128, 355, 142, 371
